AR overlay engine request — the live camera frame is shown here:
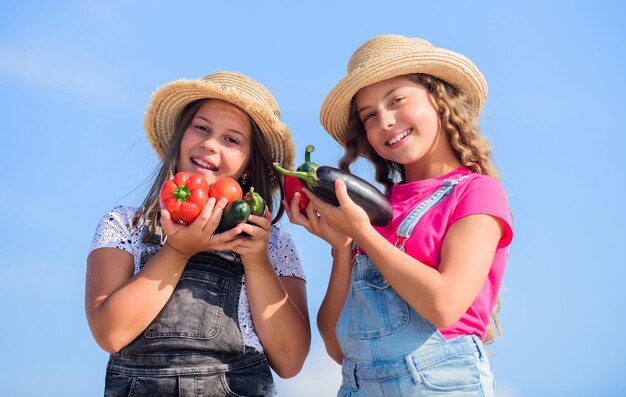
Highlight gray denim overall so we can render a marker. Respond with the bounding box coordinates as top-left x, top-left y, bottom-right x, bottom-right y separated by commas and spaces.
336, 176, 495, 396
104, 227, 276, 397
